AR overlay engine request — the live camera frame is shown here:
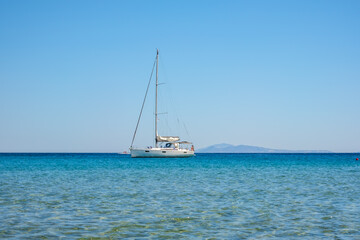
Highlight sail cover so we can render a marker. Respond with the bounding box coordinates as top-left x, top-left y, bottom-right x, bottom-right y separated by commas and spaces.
156, 136, 180, 142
